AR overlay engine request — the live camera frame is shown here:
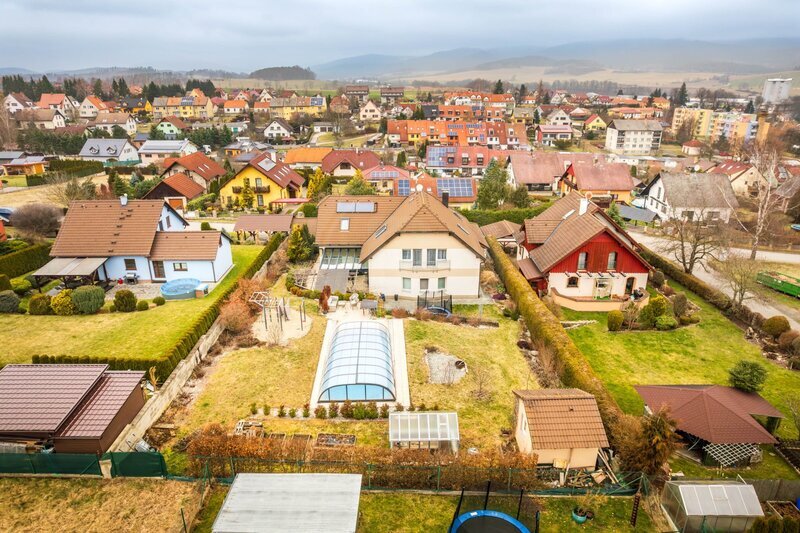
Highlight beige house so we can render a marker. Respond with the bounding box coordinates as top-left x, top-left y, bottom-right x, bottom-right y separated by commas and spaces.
359, 101, 382, 123
513, 389, 609, 469
15, 109, 66, 130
